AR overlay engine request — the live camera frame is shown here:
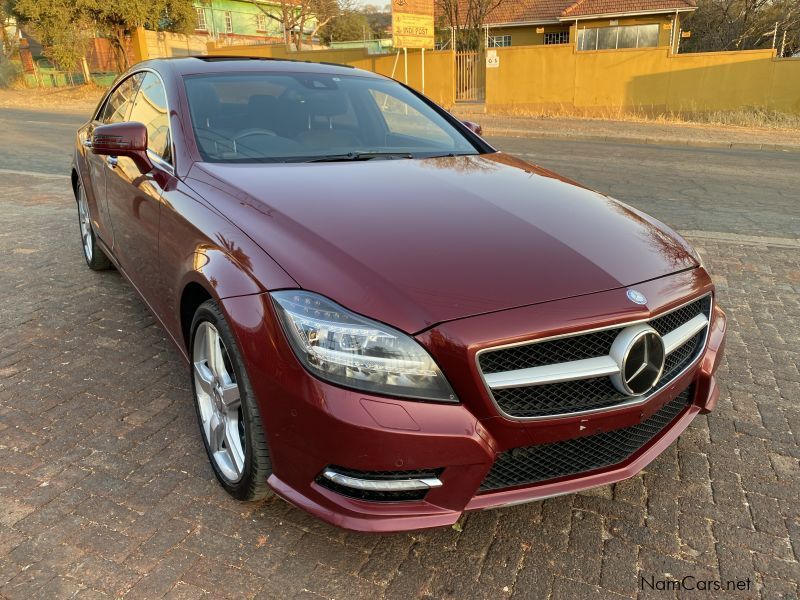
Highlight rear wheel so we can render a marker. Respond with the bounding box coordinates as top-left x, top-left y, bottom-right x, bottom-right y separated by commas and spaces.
191, 300, 272, 501
76, 181, 112, 271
